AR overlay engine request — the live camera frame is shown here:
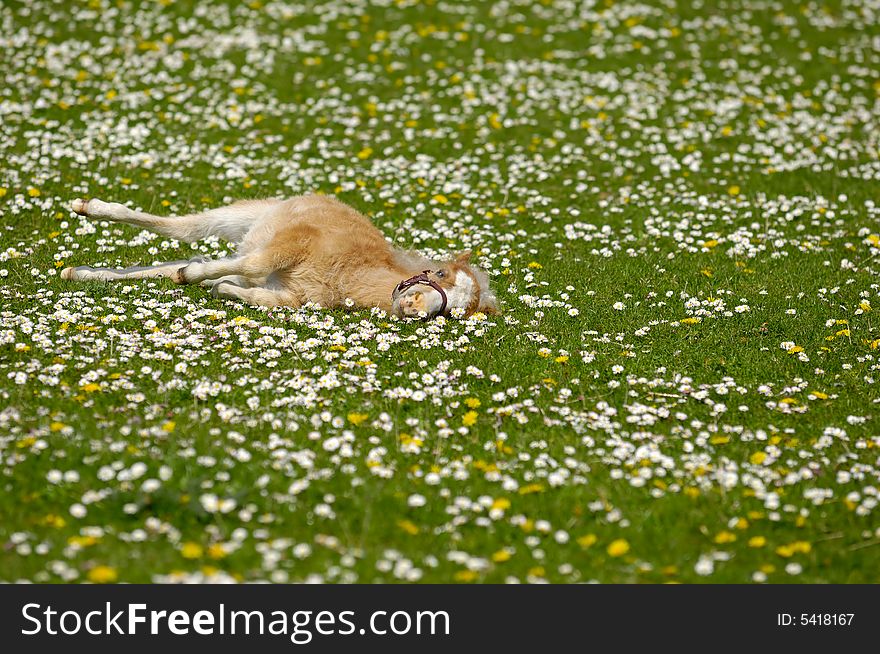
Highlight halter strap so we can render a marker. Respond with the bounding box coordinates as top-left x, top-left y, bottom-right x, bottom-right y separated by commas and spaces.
394, 270, 448, 316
